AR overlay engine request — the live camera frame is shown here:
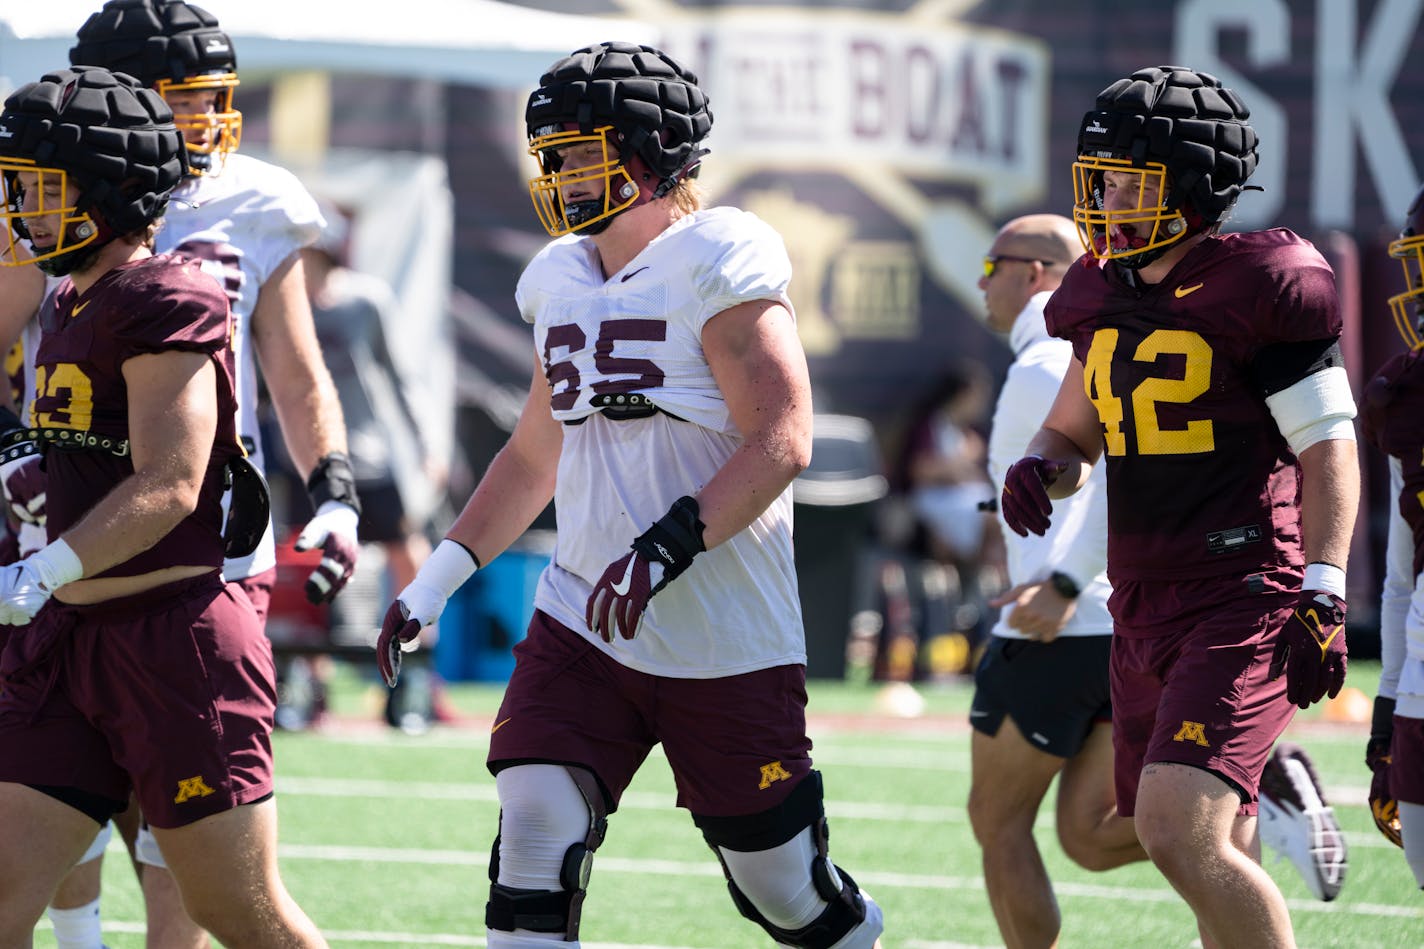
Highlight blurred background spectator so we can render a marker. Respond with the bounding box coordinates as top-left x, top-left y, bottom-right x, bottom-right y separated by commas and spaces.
265, 201, 453, 730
